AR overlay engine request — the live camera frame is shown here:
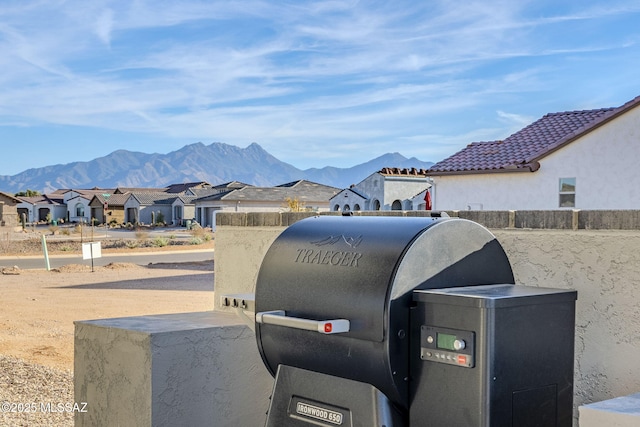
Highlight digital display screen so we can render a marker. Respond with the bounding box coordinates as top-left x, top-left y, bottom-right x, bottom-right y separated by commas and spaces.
437, 333, 457, 351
